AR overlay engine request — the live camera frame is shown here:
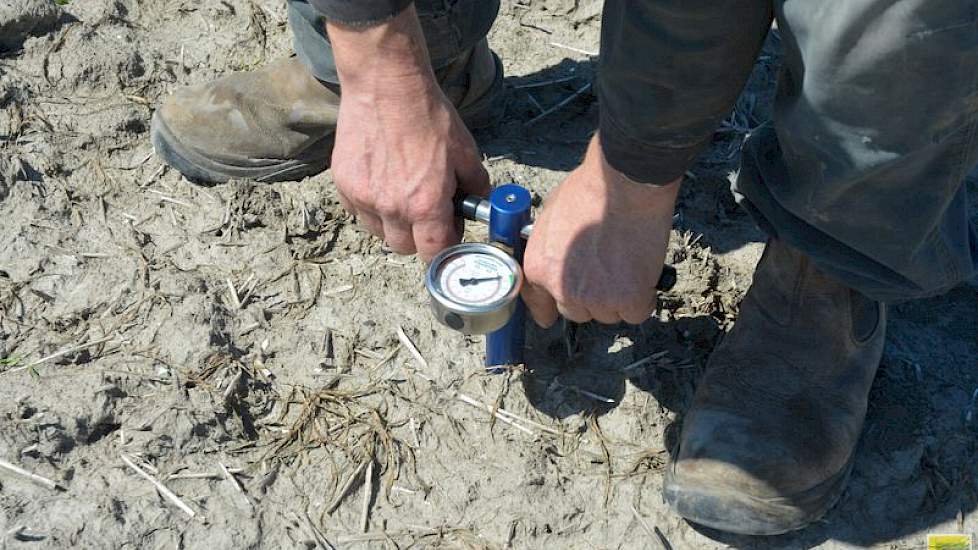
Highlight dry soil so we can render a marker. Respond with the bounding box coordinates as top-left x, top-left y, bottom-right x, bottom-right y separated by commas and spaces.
0, 1, 976, 549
